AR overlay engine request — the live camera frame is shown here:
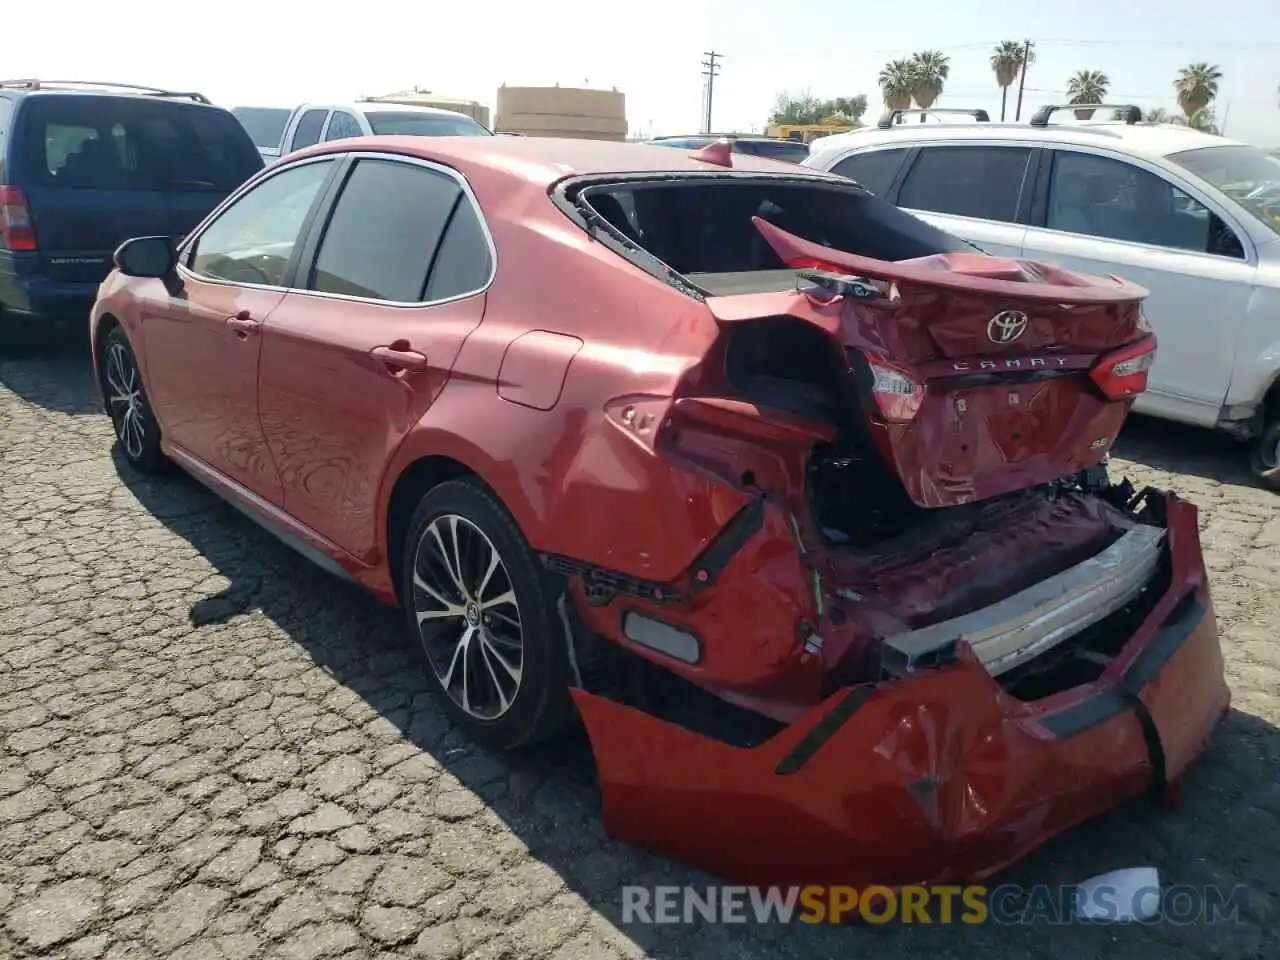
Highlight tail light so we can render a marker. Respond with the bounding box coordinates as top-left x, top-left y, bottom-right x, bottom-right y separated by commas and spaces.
863, 353, 926, 422
0, 186, 36, 251
1090, 334, 1157, 400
